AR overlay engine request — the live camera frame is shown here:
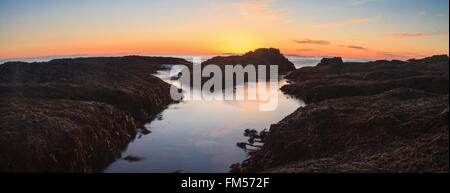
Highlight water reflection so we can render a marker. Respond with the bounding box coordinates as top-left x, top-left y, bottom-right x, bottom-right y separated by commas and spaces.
104, 68, 304, 173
